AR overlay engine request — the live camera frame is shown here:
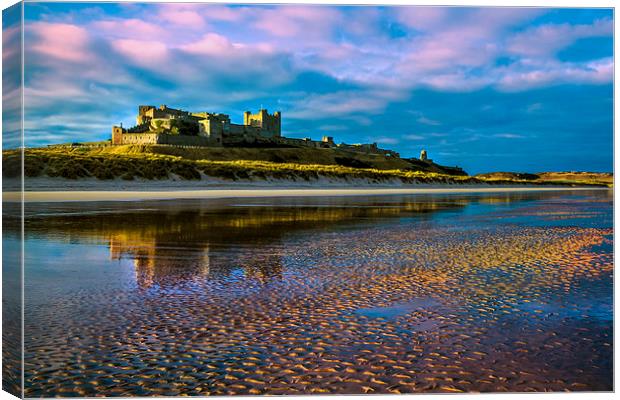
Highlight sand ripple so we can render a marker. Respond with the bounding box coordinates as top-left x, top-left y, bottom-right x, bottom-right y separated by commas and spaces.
22, 192, 612, 396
